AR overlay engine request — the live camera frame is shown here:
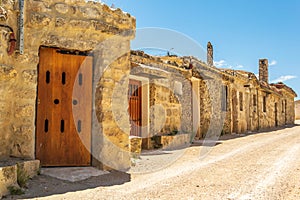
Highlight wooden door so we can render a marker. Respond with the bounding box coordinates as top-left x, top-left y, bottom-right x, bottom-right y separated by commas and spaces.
128, 79, 142, 137
36, 47, 92, 166
232, 89, 239, 133
275, 103, 278, 127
